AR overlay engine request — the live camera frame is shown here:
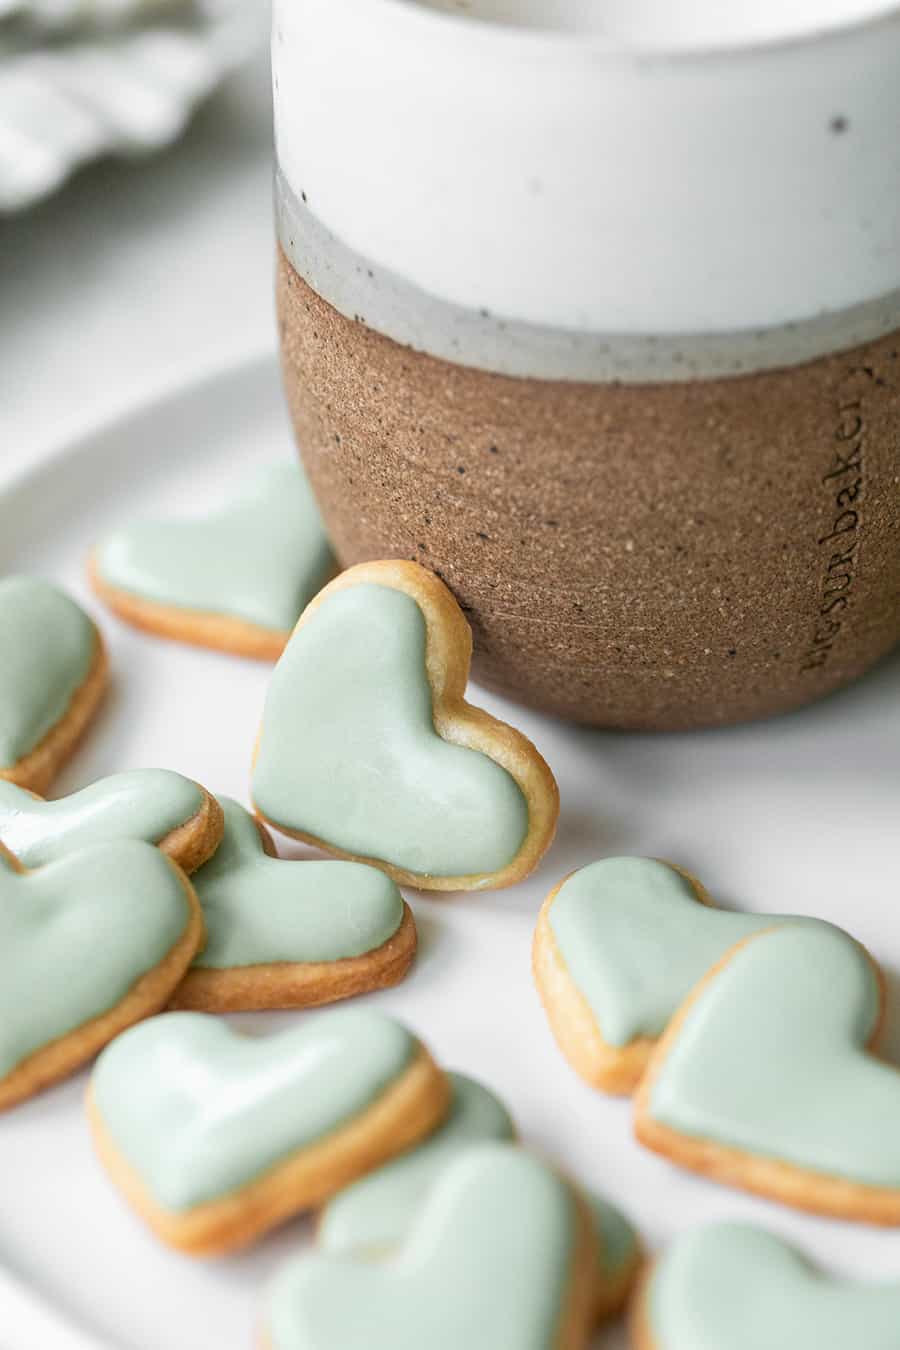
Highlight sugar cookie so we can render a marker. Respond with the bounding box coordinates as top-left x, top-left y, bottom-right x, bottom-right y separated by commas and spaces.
588, 1191, 643, 1322
318, 1073, 516, 1255
89, 462, 336, 659
0, 840, 203, 1110
634, 923, 900, 1224
88, 1009, 450, 1254
533, 857, 815, 1094
318, 1076, 639, 1319
0, 770, 223, 874
252, 560, 559, 891
262, 1144, 599, 1349
631, 1222, 900, 1349
0, 575, 108, 794
170, 797, 416, 1012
